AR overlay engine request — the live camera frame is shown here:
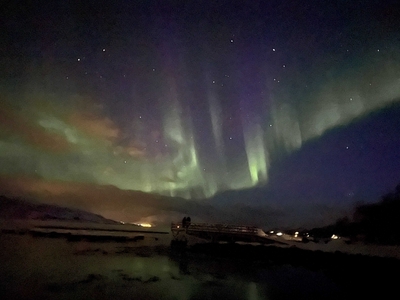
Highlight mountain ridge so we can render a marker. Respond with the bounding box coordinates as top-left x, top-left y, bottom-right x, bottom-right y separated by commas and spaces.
0, 195, 118, 224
